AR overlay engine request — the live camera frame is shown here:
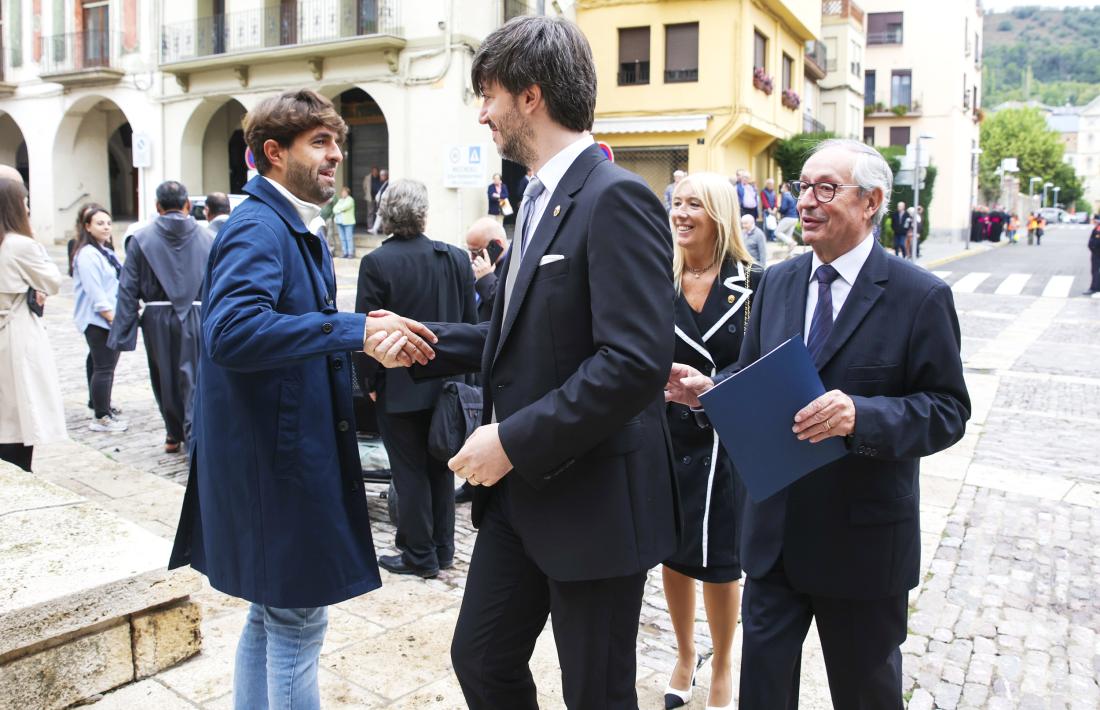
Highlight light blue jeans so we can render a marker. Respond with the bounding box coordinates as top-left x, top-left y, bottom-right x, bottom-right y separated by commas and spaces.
337, 224, 355, 257
234, 604, 328, 710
